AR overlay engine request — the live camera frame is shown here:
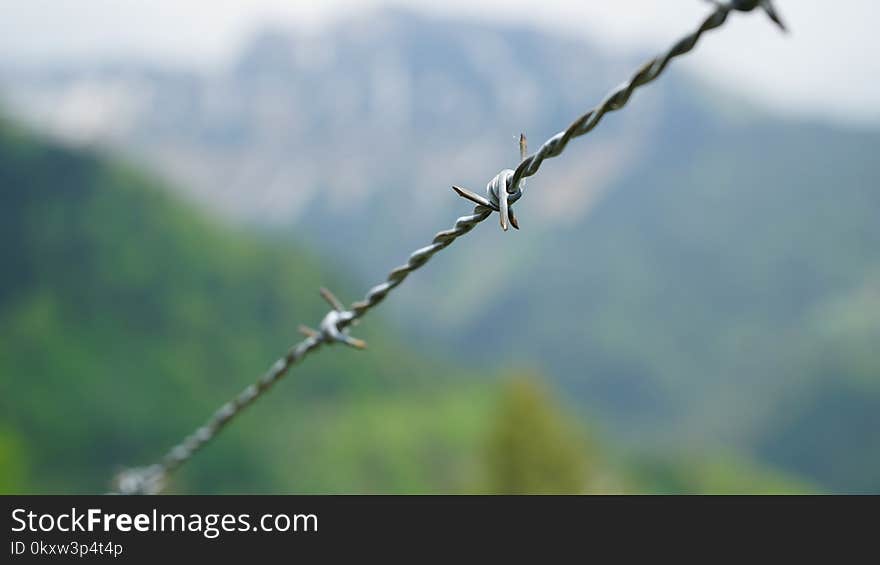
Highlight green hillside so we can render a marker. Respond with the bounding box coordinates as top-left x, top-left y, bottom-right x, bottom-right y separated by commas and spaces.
0, 117, 501, 493
442, 112, 880, 492
0, 118, 817, 494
